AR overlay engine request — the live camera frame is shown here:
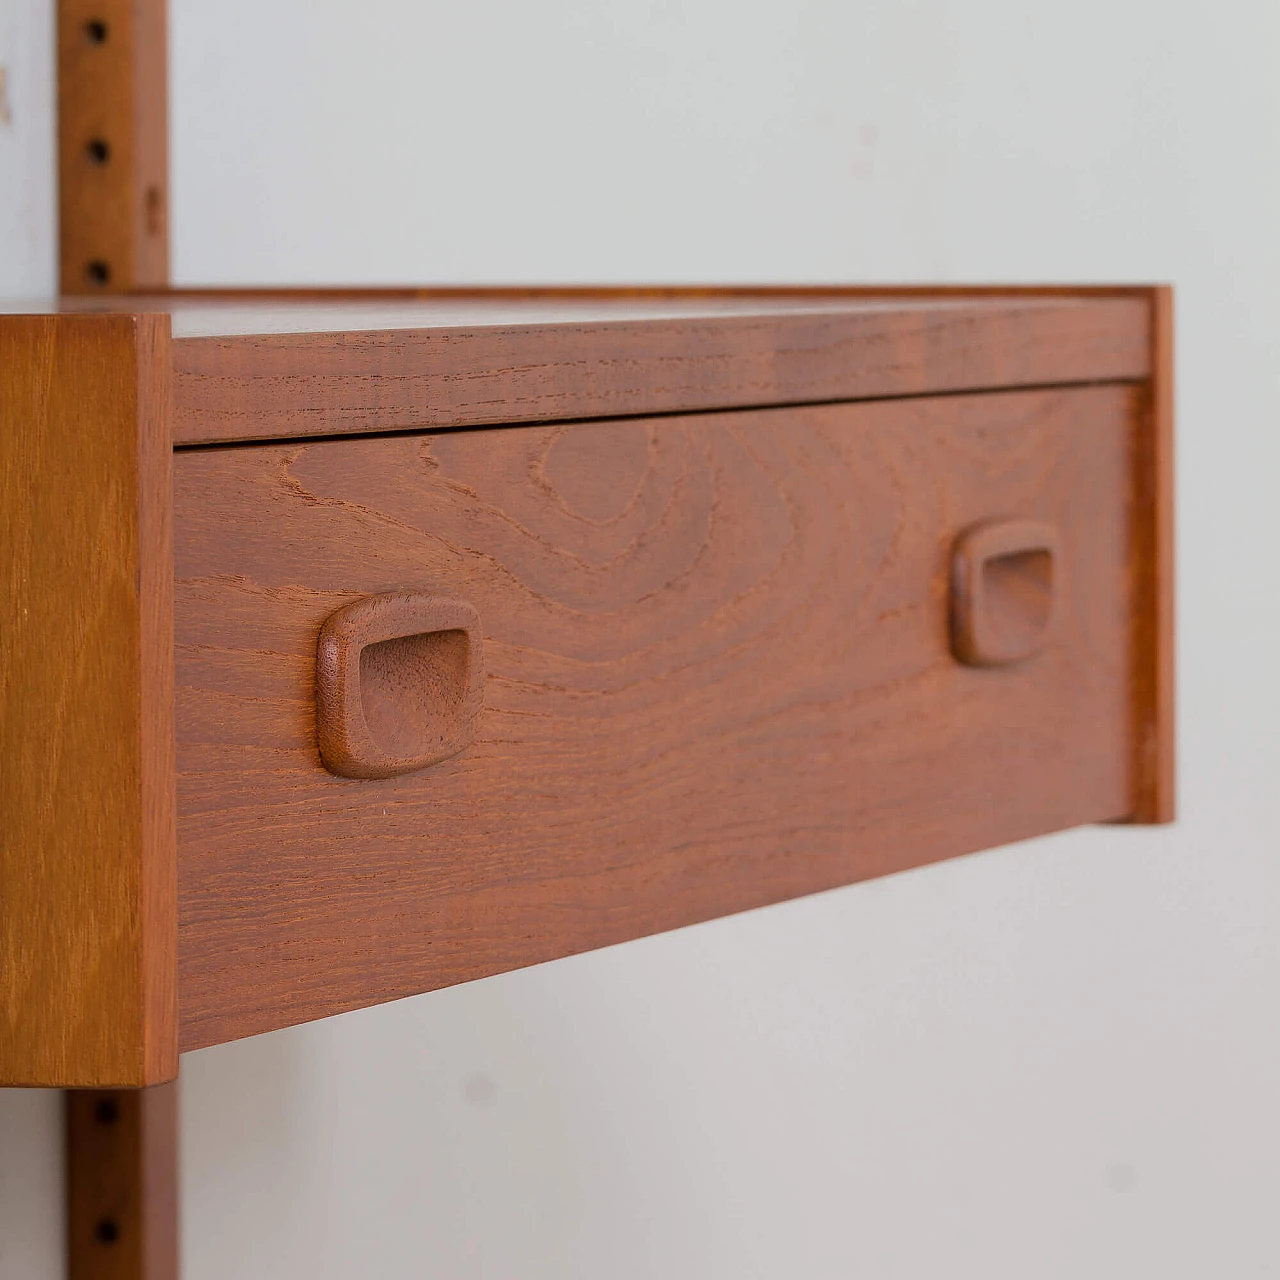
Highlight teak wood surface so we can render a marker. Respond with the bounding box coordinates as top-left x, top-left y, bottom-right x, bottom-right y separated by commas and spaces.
58, 0, 168, 293
0, 287, 1173, 1084
1133, 286, 1175, 822
173, 385, 1138, 1050
66, 1084, 179, 1280
0, 314, 176, 1088
18, 290, 1149, 441
171, 293, 1148, 443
